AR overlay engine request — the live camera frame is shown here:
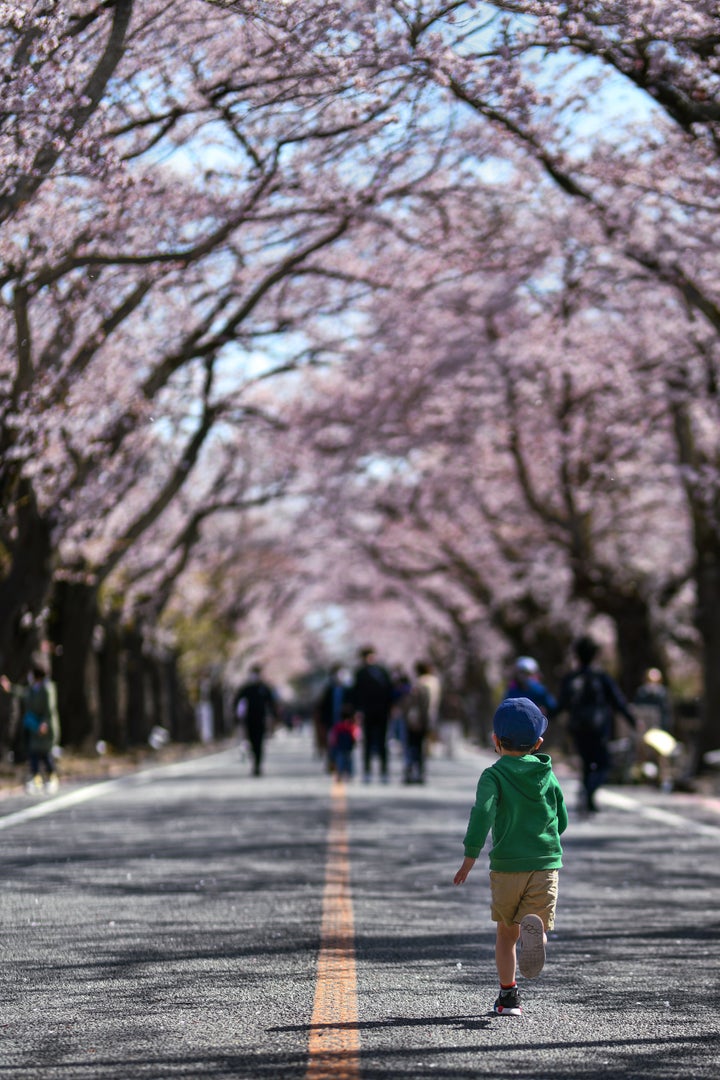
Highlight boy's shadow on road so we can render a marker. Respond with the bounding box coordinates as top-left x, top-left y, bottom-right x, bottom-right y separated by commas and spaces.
269, 1014, 494, 1034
